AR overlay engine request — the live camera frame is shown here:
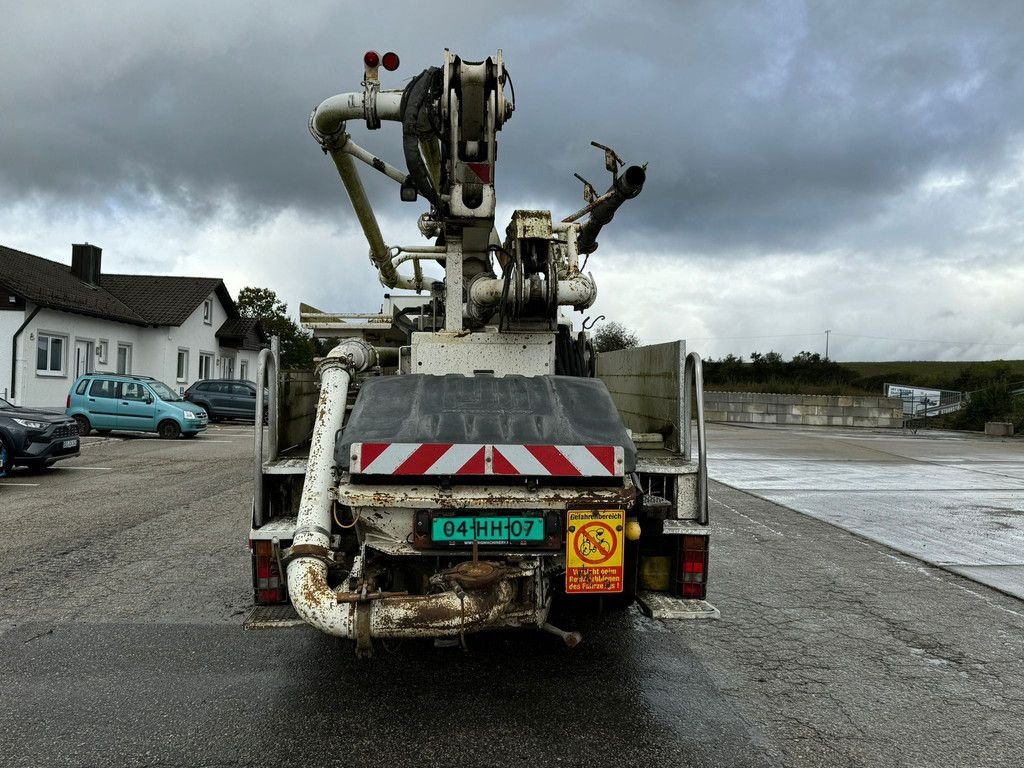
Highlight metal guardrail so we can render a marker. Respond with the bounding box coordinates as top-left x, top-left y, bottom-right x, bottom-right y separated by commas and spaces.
683, 351, 708, 525
253, 337, 280, 527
